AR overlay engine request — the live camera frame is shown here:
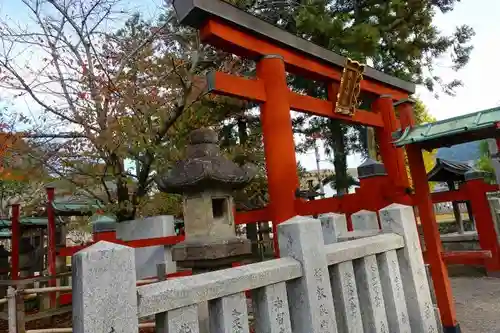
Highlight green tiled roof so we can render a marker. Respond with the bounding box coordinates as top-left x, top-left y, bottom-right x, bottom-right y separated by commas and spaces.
52, 198, 104, 214
0, 217, 64, 228
91, 214, 116, 232
0, 230, 11, 238
393, 106, 500, 147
